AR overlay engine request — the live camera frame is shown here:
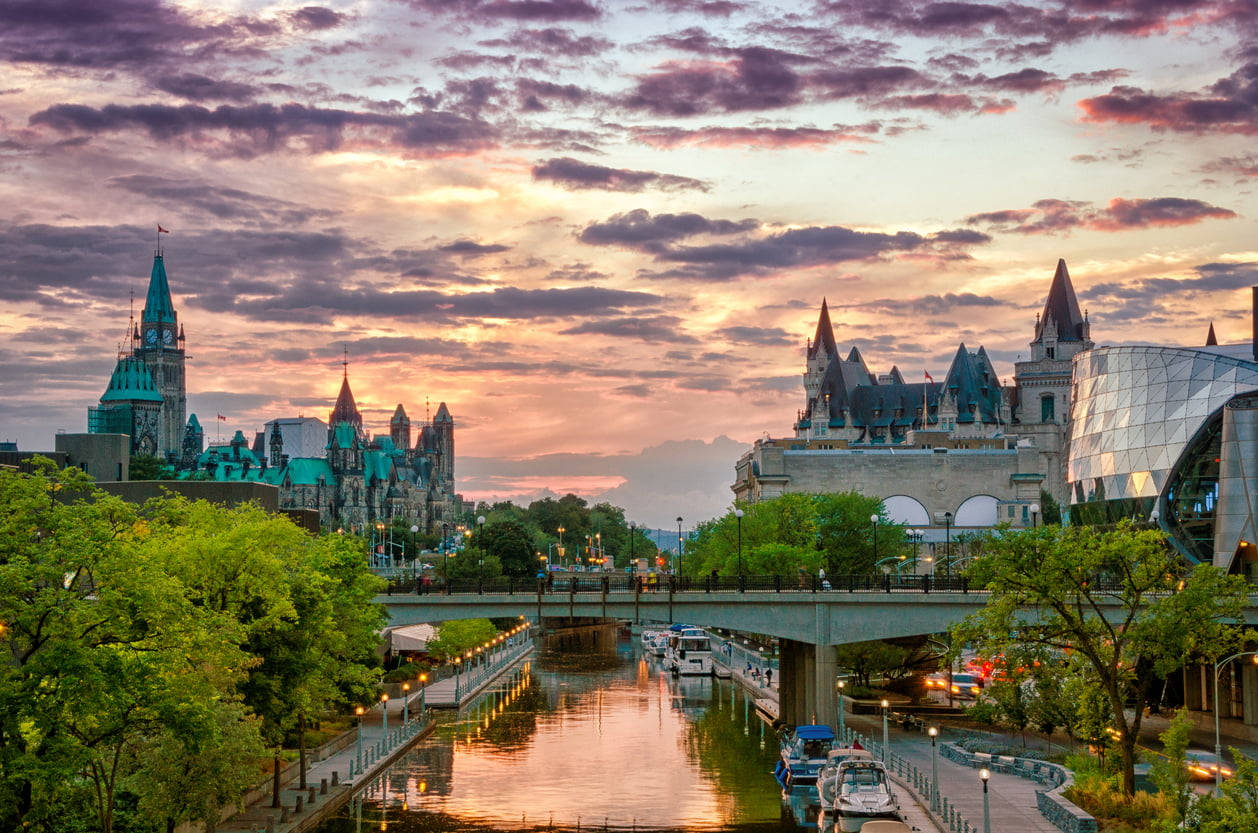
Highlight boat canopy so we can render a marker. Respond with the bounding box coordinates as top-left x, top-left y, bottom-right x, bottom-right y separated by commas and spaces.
795, 725, 836, 740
